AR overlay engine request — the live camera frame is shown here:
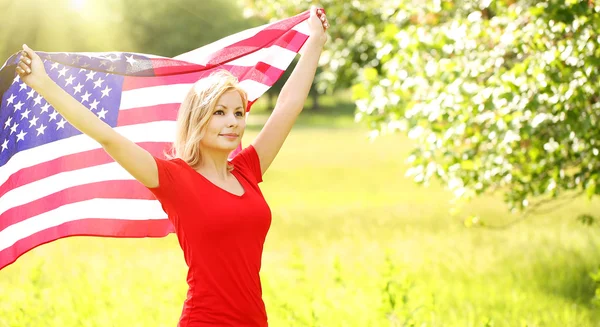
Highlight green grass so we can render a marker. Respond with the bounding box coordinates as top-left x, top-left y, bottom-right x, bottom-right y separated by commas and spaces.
2, 99, 600, 327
